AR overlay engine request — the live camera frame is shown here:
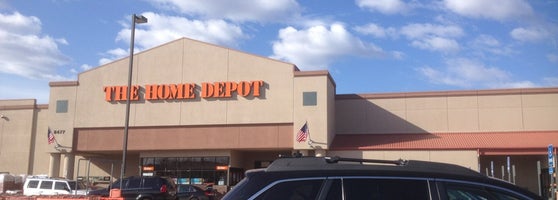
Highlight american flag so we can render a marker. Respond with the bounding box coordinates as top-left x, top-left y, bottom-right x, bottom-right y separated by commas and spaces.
48, 127, 55, 144
296, 123, 309, 142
